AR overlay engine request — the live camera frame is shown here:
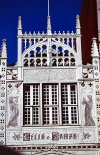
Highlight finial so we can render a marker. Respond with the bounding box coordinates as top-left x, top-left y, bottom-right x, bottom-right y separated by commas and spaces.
18, 16, 22, 35
76, 15, 81, 34
47, 16, 51, 35
18, 16, 22, 29
1, 39, 7, 58
33, 31, 36, 35
47, 0, 51, 34
91, 38, 99, 57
